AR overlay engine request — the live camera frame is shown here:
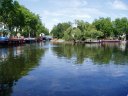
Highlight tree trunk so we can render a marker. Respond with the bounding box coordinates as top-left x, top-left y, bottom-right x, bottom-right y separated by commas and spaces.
126, 33, 128, 40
